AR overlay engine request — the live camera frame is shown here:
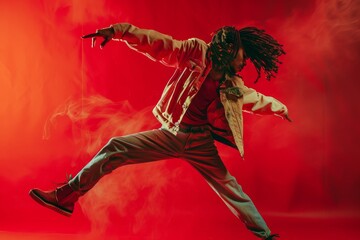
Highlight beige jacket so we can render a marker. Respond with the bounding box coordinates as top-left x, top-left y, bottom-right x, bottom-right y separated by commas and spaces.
112, 23, 288, 157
